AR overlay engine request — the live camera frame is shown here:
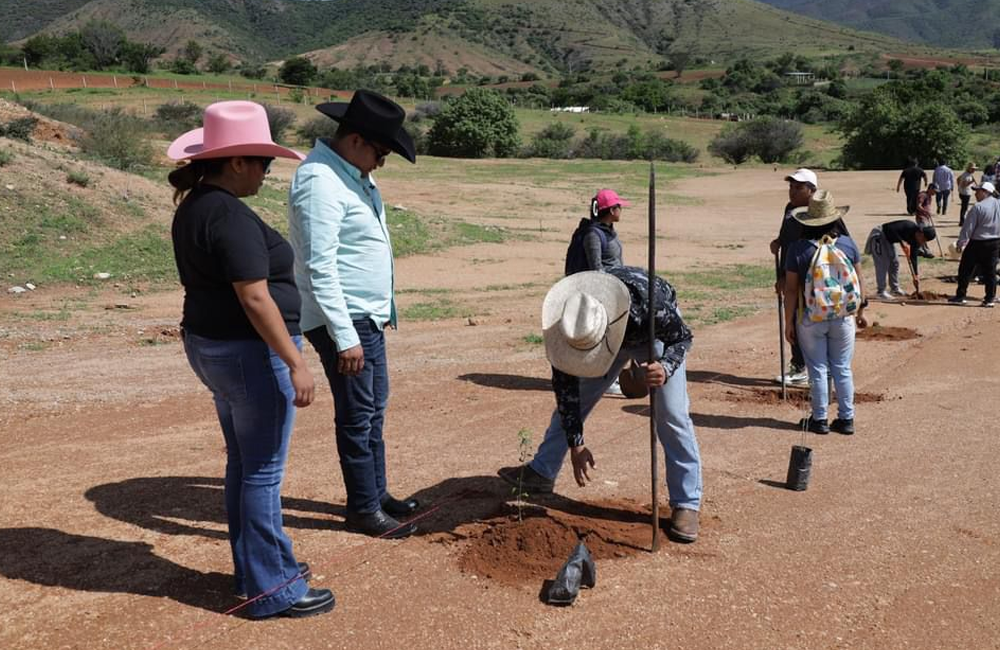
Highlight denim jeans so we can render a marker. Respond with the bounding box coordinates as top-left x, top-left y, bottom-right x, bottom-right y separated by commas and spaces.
935, 189, 951, 214
306, 320, 389, 515
529, 344, 702, 510
183, 331, 307, 618
795, 317, 856, 421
